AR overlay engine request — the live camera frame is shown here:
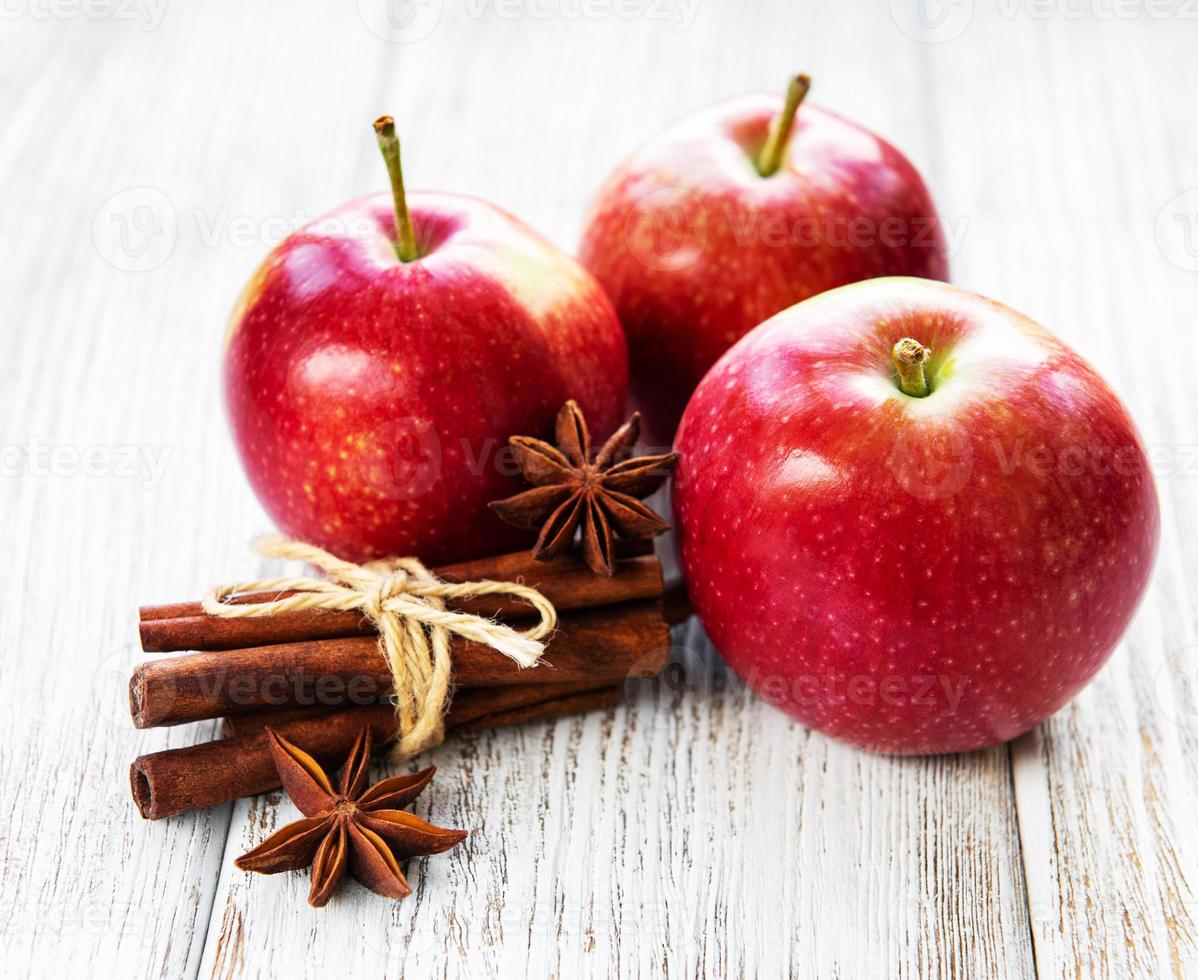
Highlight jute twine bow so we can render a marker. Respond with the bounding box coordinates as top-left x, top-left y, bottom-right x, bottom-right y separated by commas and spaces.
202, 536, 557, 760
